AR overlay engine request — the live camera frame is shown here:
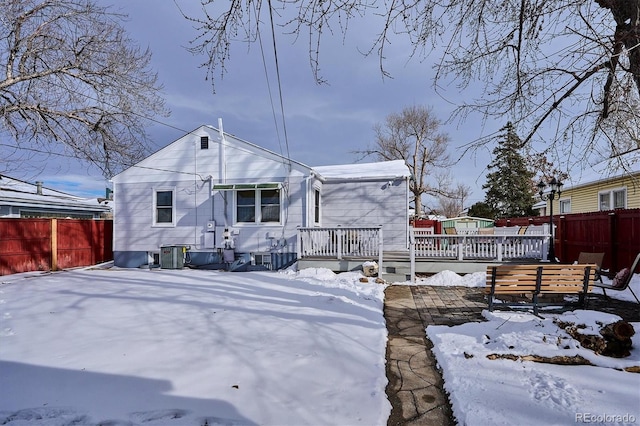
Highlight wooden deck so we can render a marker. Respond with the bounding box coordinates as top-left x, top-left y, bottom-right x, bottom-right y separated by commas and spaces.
297, 251, 542, 283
